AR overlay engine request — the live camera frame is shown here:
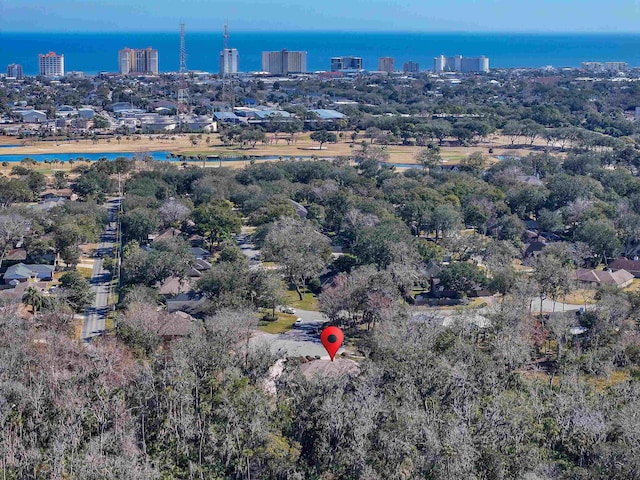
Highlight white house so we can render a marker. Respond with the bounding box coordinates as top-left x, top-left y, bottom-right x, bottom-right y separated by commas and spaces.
19, 110, 47, 123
